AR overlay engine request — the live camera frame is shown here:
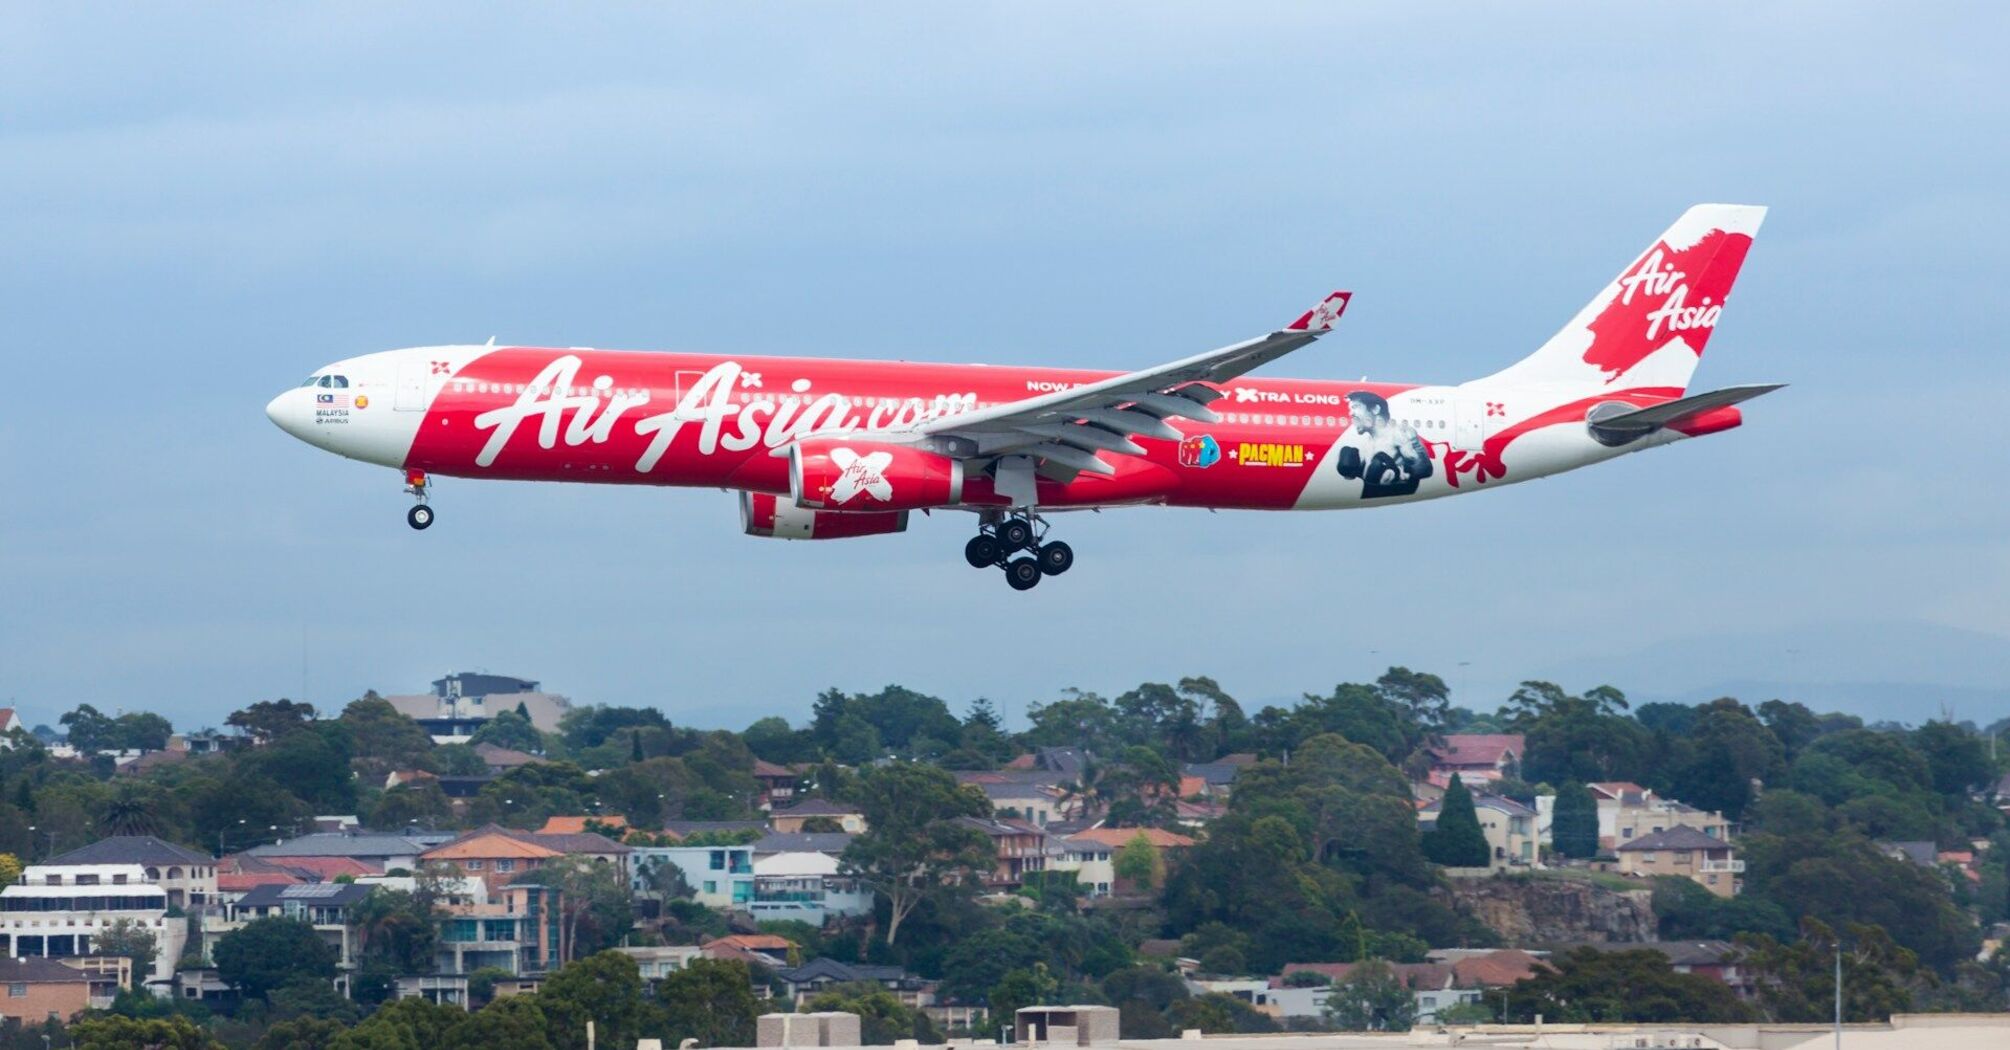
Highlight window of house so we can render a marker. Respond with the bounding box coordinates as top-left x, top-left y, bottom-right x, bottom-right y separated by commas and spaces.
7, 984, 24, 998
1641, 853, 1657, 863
465, 860, 484, 871
703, 881, 717, 895
710, 850, 726, 870
497, 859, 515, 872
